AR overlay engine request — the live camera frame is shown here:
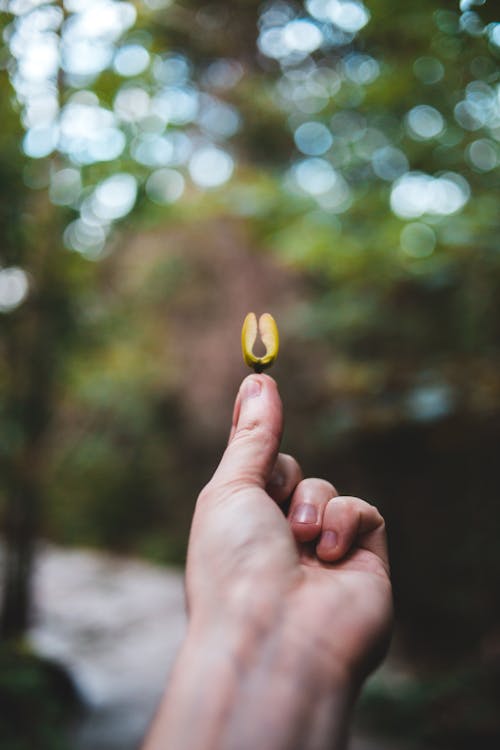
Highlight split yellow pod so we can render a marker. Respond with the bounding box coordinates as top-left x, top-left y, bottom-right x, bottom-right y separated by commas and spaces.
241, 312, 279, 373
